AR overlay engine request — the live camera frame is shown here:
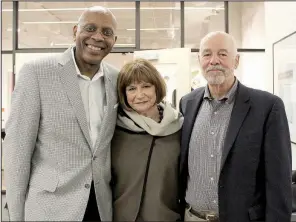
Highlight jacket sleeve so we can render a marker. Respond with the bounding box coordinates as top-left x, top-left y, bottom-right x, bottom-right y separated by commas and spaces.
264, 97, 292, 222
3, 62, 41, 221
